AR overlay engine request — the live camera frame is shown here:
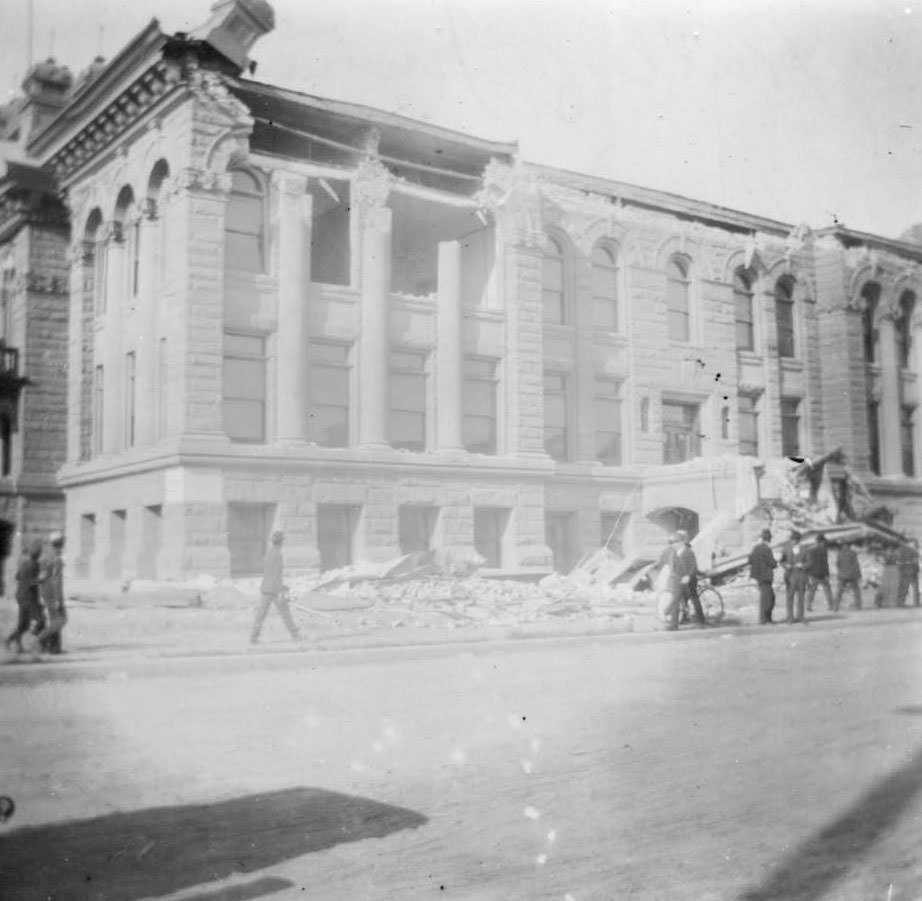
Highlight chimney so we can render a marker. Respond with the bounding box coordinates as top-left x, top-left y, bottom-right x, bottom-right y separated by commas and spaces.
190, 0, 275, 74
